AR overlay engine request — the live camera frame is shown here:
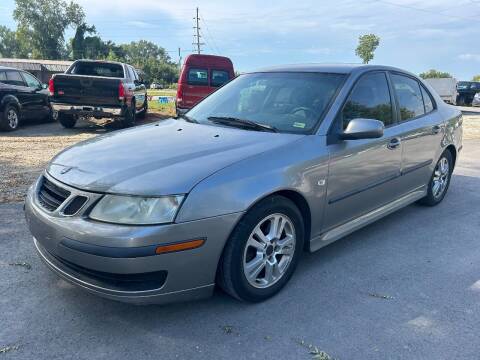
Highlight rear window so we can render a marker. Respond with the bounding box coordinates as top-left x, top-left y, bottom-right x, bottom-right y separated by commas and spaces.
211, 70, 230, 87
70, 62, 125, 78
187, 68, 208, 86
